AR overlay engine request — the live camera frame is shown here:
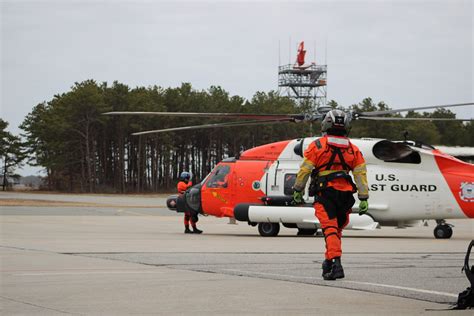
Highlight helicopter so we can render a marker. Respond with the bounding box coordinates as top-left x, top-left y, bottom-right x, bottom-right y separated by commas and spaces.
105, 102, 474, 239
